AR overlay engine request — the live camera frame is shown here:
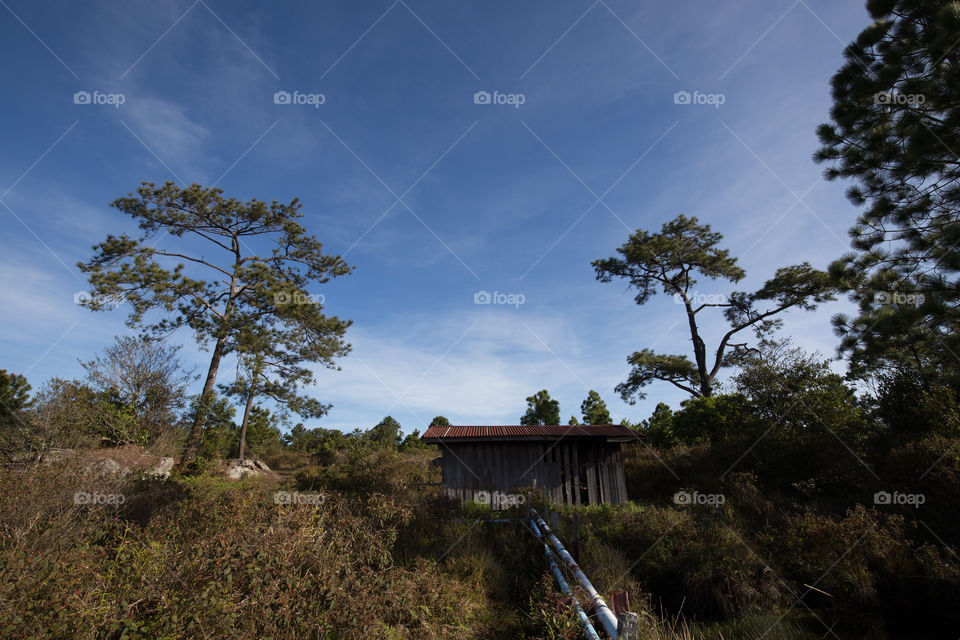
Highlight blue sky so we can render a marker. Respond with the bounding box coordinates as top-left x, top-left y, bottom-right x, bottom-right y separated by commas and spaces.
0, 0, 871, 435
